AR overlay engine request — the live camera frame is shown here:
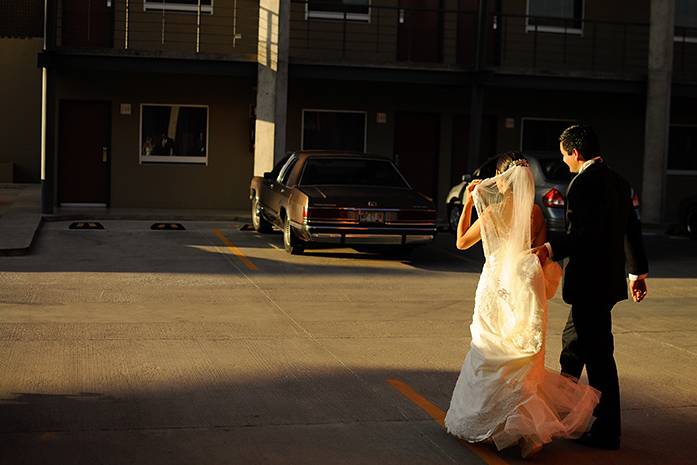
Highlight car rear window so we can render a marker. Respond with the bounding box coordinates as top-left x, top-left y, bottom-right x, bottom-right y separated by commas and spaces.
538, 158, 574, 183
299, 158, 409, 188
